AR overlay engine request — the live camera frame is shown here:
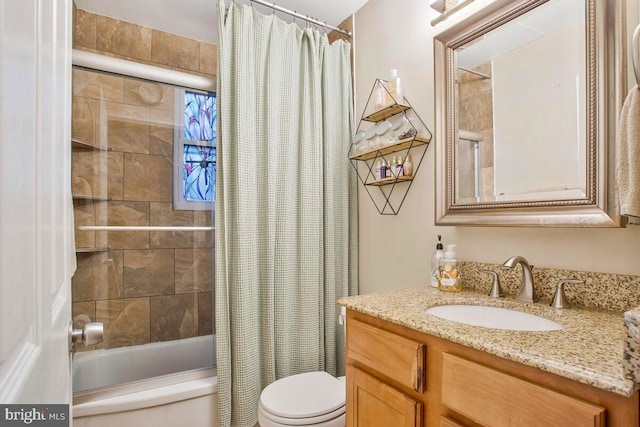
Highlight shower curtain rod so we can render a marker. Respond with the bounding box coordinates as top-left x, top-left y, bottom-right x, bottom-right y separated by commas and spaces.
249, 0, 352, 37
